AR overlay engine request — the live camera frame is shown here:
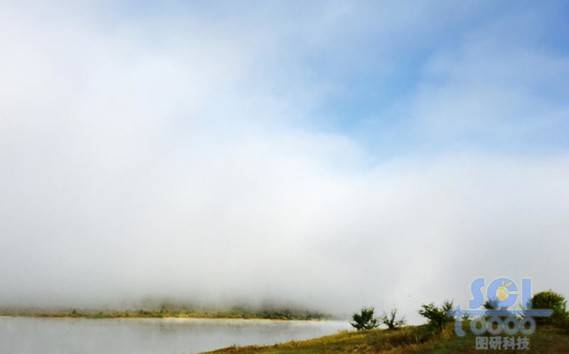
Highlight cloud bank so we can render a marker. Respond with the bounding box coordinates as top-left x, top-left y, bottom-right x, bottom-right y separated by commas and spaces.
1, 1, 568, 321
